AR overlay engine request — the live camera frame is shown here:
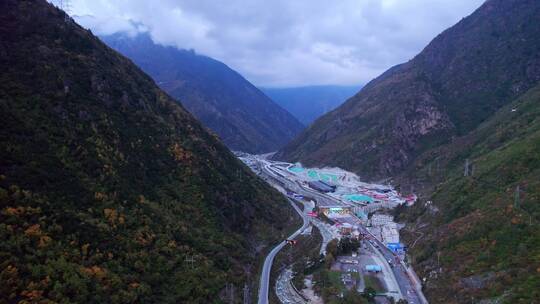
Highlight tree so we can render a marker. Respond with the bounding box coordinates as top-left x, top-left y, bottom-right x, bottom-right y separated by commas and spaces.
363, 287, 376, 301
327, 239, 339, 257
313, 269, 330, 293
324, 253, 335, 269
342, 289, 368, 304
337, 237, 361, 255
350, 238, 360, 252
